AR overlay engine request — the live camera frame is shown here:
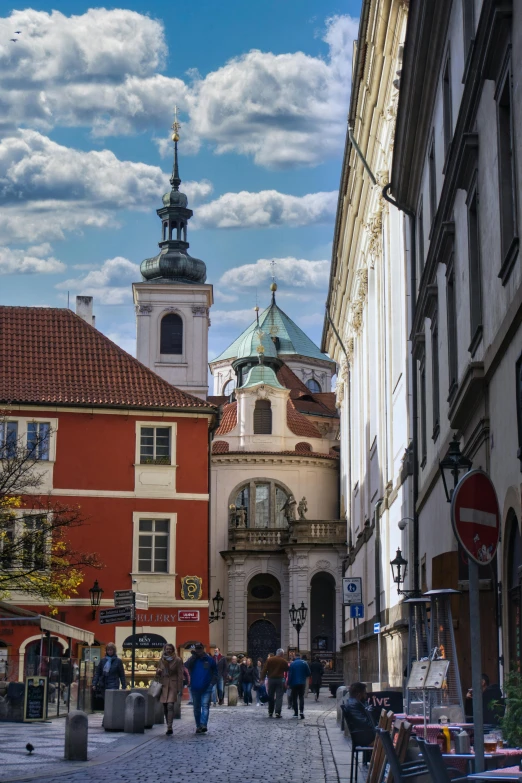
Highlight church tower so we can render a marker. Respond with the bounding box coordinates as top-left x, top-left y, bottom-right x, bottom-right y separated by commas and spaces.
133, 109, 212, 400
